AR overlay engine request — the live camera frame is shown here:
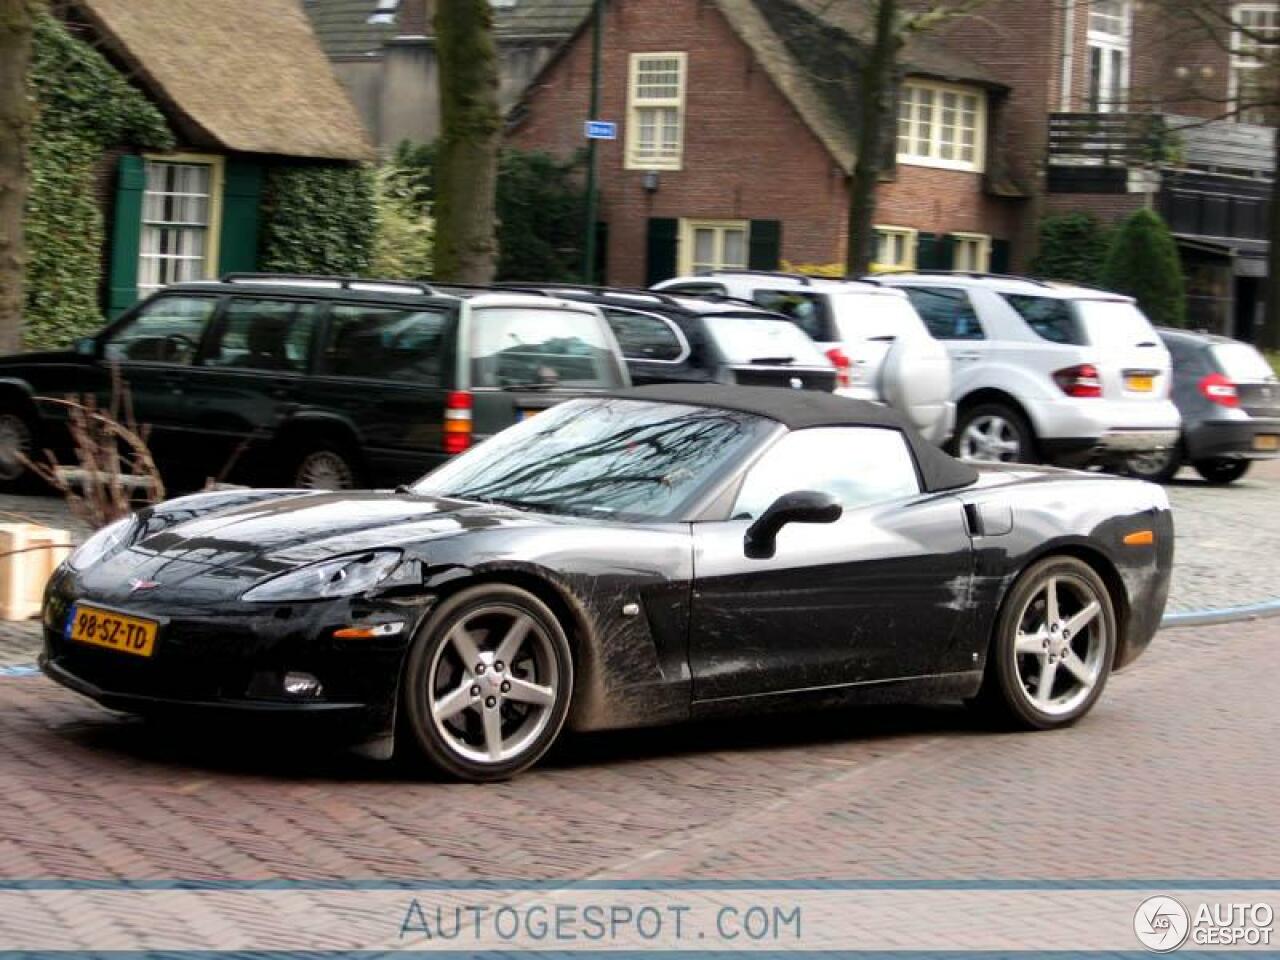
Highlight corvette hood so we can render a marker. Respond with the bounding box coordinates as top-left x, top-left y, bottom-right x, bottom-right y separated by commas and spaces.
106, 491, 550, 590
